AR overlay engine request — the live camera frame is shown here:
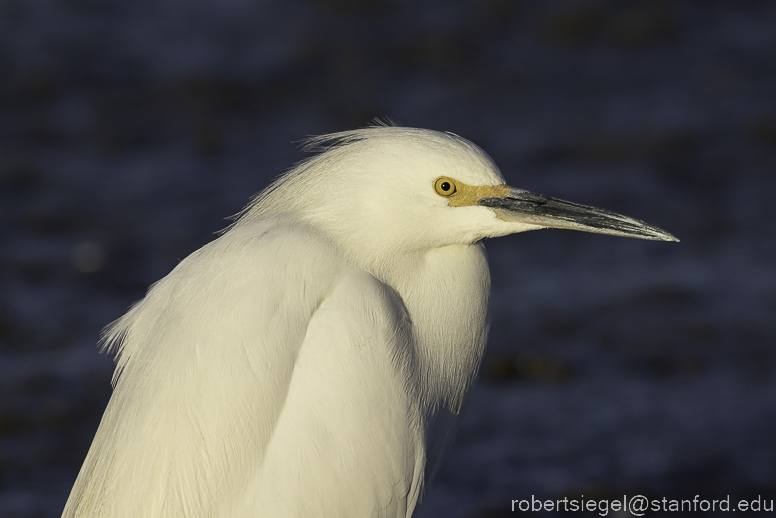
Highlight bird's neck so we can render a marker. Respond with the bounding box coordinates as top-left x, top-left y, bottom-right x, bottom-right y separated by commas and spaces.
379, 243, 491, 413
